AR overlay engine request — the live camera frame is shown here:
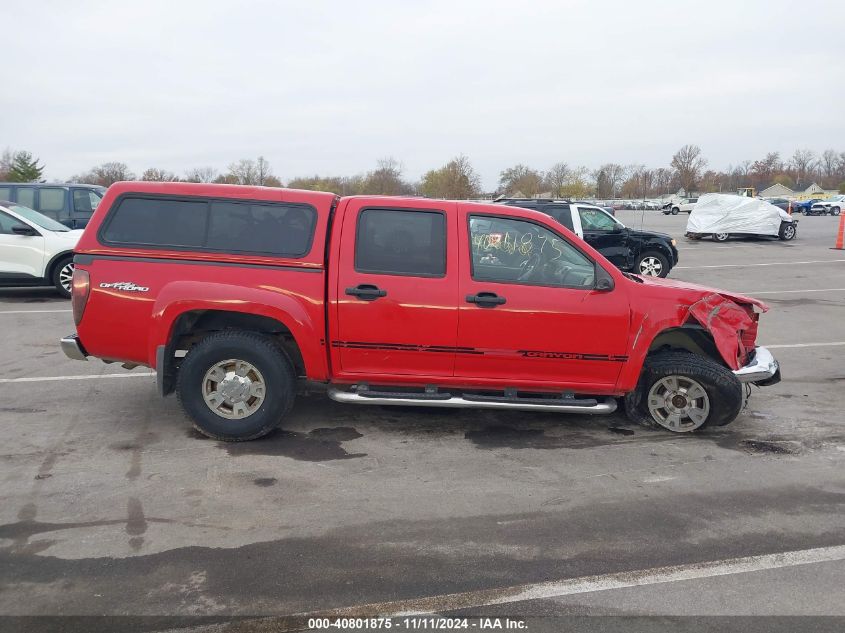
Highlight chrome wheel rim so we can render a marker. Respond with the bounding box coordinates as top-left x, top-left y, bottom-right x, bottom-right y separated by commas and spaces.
783, 225, 795, 239
59, 263, 74, 292
647, 375, 710, 432
714, 233, 729, 241
638, 256, 663, 276
202, 359, 266, 419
